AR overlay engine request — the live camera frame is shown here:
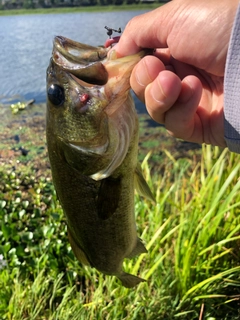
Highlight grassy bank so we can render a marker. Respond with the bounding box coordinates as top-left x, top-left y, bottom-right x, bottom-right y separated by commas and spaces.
0, 103, 240, 319
0, 3, 161, 16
